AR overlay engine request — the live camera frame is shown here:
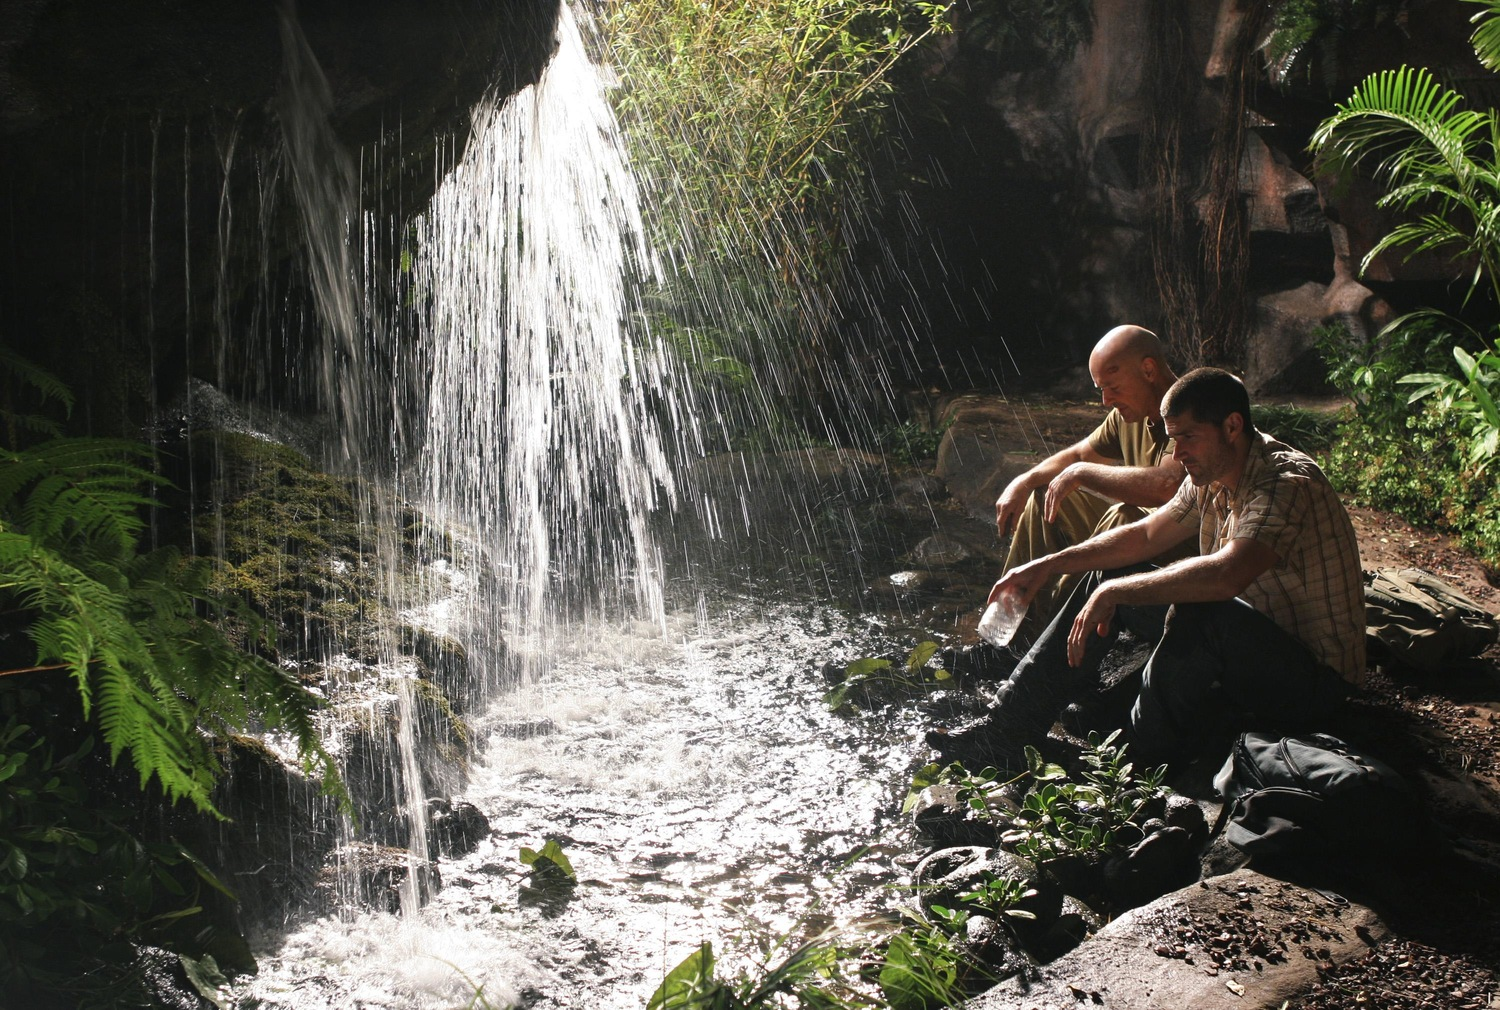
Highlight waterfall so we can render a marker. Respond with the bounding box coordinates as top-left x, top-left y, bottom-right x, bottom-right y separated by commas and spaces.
267, 0, 692, 916
410, 2, 682, 671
